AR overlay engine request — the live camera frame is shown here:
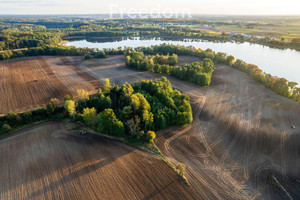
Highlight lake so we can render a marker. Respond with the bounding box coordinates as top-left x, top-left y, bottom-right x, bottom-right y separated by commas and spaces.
67, 37, 300, 84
